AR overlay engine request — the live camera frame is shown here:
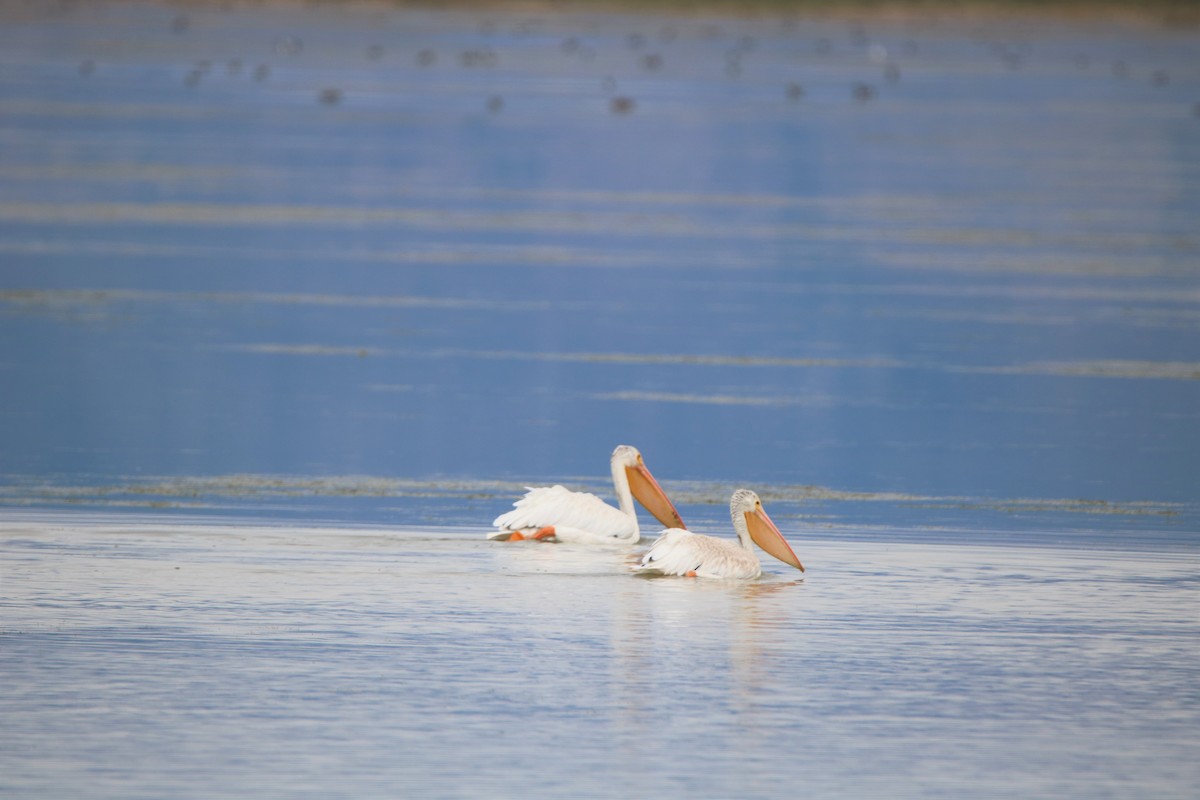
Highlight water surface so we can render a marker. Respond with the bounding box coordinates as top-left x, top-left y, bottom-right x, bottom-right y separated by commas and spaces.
3, 513, 1198, 798
1, 2, 1198, 797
